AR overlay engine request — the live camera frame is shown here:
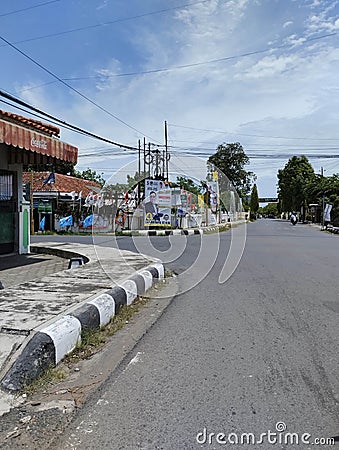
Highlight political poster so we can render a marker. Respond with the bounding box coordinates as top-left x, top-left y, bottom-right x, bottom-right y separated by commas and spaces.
144, 179, 172, 227
207, 181, 218, 213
